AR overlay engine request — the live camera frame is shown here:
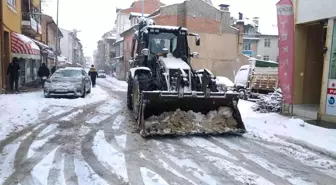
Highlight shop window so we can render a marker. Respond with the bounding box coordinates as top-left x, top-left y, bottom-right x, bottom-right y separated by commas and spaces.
264, 39, 271, 47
